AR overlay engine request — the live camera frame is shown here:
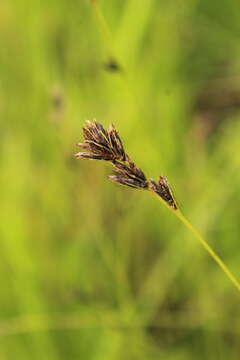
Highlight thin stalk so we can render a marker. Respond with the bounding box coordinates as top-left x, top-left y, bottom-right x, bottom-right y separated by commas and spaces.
90, 0, 115, 59
151, 190, 240, 293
